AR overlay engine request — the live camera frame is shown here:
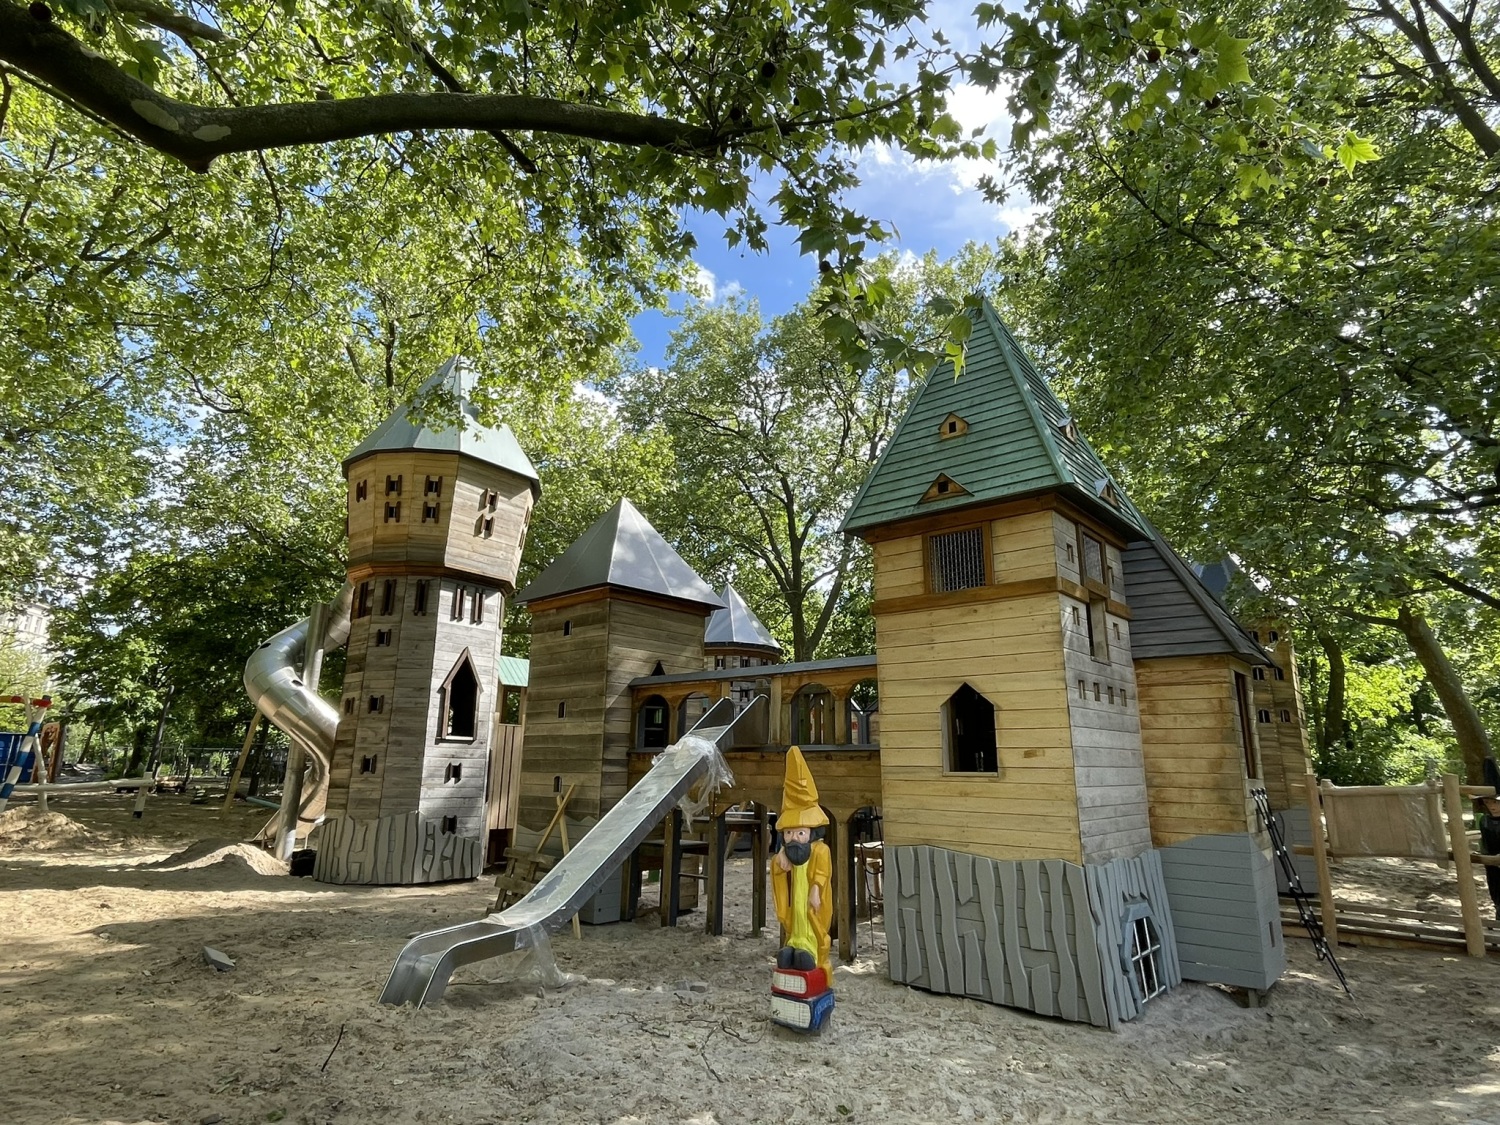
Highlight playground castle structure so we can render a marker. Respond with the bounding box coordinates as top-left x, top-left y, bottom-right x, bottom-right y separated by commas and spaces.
252, 309, 1321, 1023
